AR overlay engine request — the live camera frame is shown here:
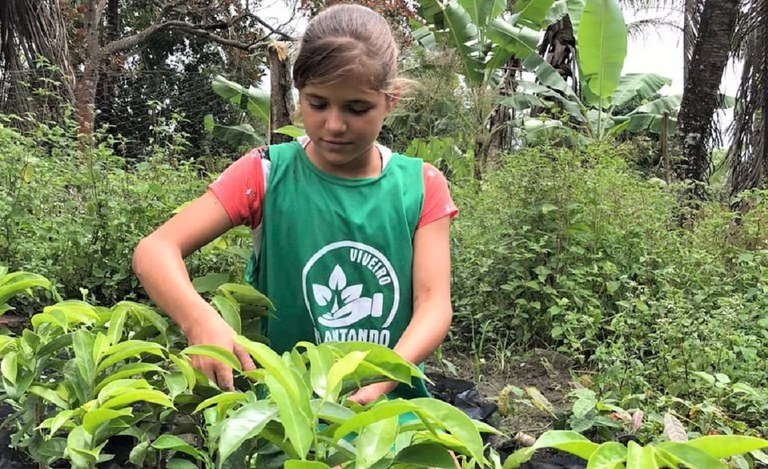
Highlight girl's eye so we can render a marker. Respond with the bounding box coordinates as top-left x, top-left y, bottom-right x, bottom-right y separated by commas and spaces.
347, 107, 371, 115
308, 102, 327, 110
